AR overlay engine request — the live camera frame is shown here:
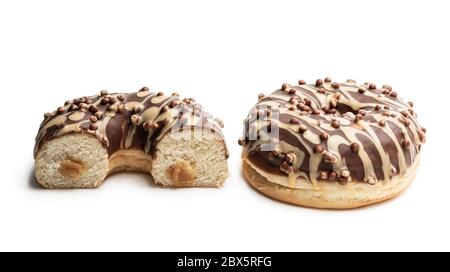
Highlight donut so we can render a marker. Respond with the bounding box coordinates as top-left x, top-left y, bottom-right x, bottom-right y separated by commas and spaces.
239, 79, 426, 209
34, 87, 229, 189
